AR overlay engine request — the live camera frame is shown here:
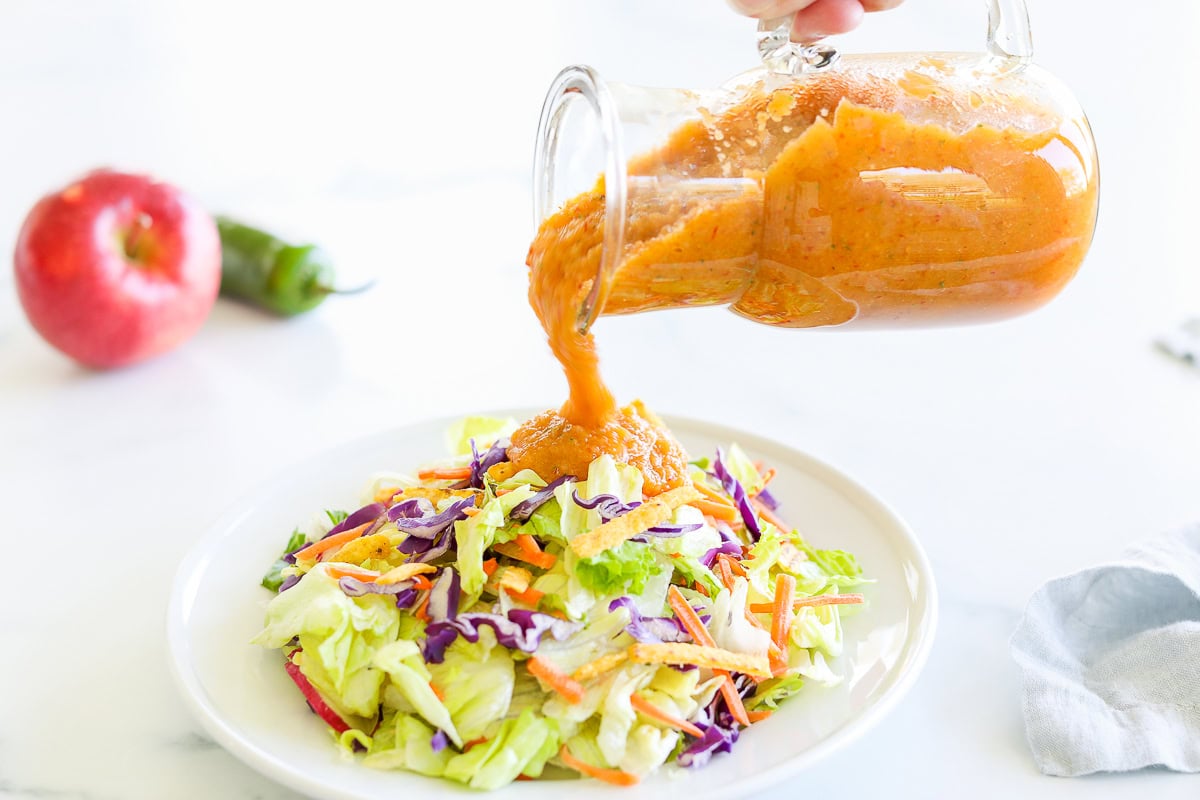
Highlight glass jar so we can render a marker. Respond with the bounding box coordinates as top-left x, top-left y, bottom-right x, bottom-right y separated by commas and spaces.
532, 0, 1099, 333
